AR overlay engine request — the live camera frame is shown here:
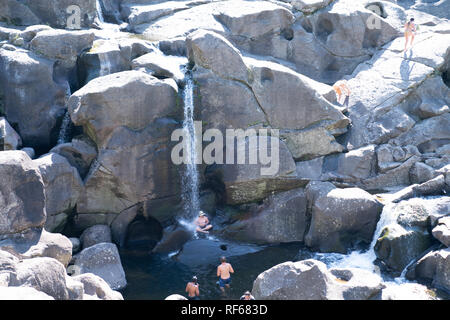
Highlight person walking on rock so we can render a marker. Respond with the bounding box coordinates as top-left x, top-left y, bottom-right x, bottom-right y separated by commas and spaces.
332, 80, 351, 107
217, 256, 234, 293
185, 276, 200, 300
404, 18, 417, 52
